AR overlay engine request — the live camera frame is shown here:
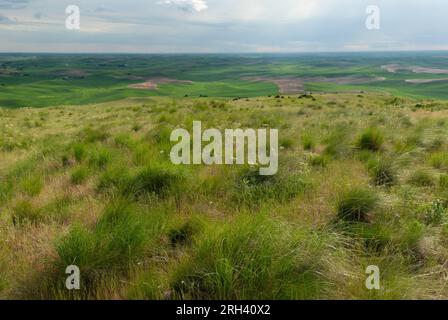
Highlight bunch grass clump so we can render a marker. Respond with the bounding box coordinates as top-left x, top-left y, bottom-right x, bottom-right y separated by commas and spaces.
53, 200, 166, 296
408, 169, 435, 187
336, 187, 379, 222
12, 200, 43, 226
367, 157, 396, 187
356, 128, 384, 152
70, 166, 90, 185
428, 152, 448, 170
